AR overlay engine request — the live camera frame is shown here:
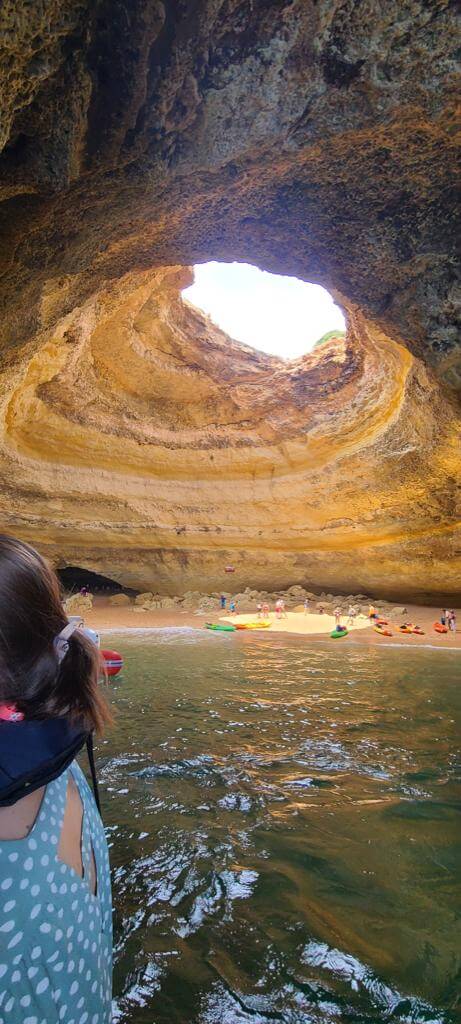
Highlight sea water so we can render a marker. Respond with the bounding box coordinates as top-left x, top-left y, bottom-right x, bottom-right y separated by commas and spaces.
94, 630, 460, 1023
